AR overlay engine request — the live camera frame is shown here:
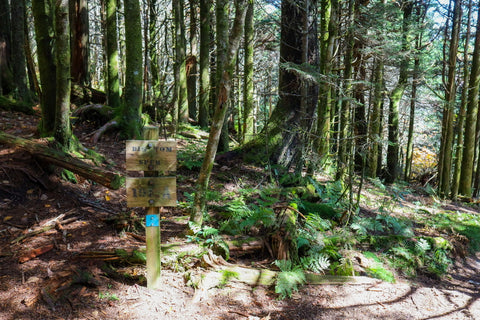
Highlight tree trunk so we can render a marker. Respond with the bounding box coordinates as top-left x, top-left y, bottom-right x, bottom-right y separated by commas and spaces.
242, 0, 254, 143
438, 0, 462, 196
122, 0, 143, 139
191, 0, 248, 226
104, 0, 121, 109
216, 0, 231, 152
148, 0, 160, 99
54, 0, 73, 151
187, 0, 198, 121
385, 0, 412, 184
32, 0, 57, 136
316, 0, 337, 164
459, 6, 480, 198
452, 0, 473, 199
0, 0, 12, 95
198, 0, 211, 128
69, 0, 89, 85
174, 0, 188, 125
353, 0, 369, 173
405, 4, 426, 182
337, 0, 355, 182
368, 56, 384, 178
10, 0, 30, 101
